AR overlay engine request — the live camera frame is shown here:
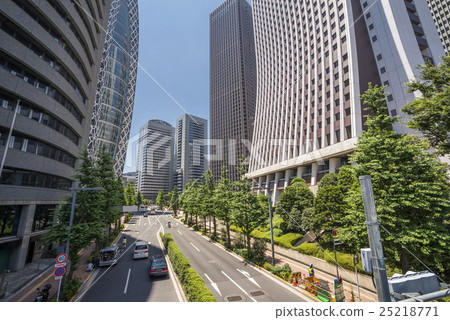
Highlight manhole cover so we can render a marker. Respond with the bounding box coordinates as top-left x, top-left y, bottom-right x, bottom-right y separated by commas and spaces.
208, 260, 214, 263
227, 295, 243, 302
250, 291, 265, 297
